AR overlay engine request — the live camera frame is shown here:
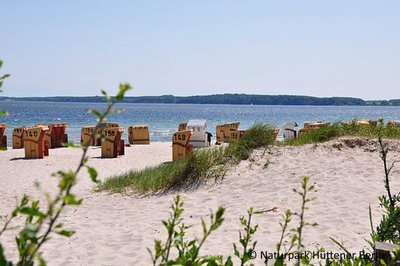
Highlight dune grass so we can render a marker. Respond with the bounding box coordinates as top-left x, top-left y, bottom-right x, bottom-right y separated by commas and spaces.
226, 123, 277, 160
97, 121, 399, 193
285, 124, 342, 146
286, 121, 400, 146
96, 147, 230, 193
340, 121, 400, 139
97, 123, 276, 193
